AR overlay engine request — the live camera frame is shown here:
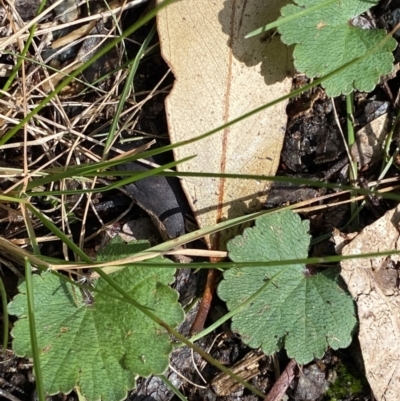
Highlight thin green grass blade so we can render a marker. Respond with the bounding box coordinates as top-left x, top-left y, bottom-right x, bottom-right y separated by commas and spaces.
105, 25, 157, 156
137, 249, 400, 269
0, 195, 28, 203
76, 46, 159, 96
108, 170, 400, 201
18, 257, 134, 306
378, 106, 400, 182
346, 93, 357, 179
8, 230, 400, 278
21, 205, 41, 255
24, 151, 193, 191
346, 93, 359, 231
159, 375, 188, 401
189, 269, 288, 343
23, 156, 148, 189
103, 0, 127, 57
27, 204, 92, 263
26, 156, 194, 196
19, 167, 400, 202
24, 258, 46, 401
0, 277, 9, 354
